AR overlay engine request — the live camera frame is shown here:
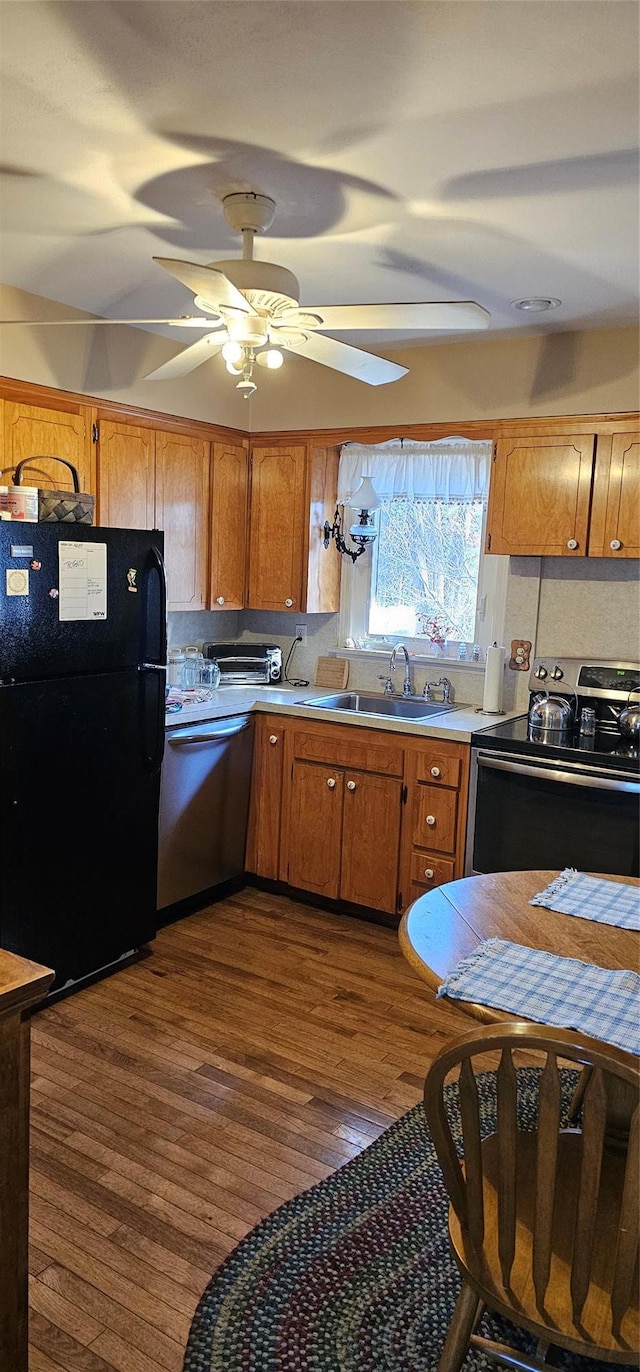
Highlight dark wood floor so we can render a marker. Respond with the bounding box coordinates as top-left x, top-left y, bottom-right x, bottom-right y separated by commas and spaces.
27, 886, 471, 1371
